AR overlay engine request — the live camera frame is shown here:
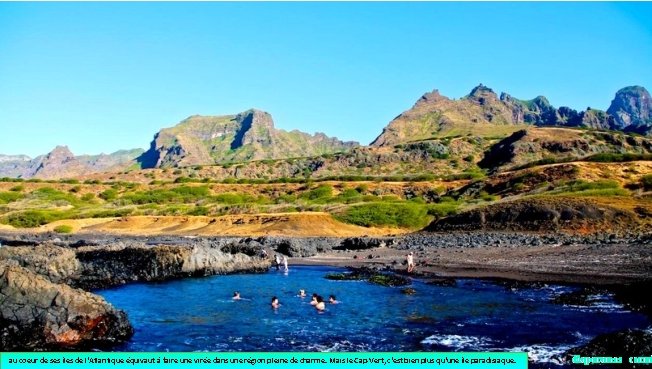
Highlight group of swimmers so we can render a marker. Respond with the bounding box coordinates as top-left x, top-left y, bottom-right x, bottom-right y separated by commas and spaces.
298, 289, 339, 311
231, 290, 338, 311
